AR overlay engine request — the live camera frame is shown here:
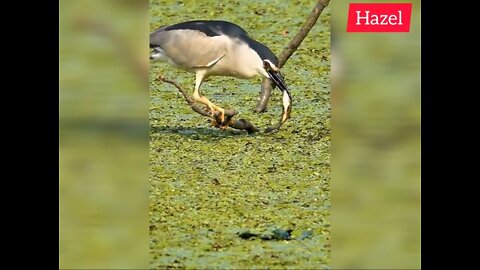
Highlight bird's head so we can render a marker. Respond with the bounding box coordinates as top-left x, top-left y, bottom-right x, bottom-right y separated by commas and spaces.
262, 59, 288, 92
